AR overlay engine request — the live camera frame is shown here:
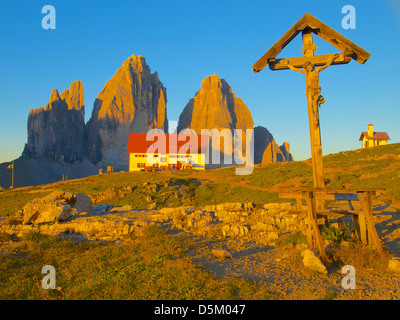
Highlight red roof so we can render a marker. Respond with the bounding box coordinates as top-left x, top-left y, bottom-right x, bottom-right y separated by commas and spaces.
359, 131, 390, 141
127, 133, 209, 154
